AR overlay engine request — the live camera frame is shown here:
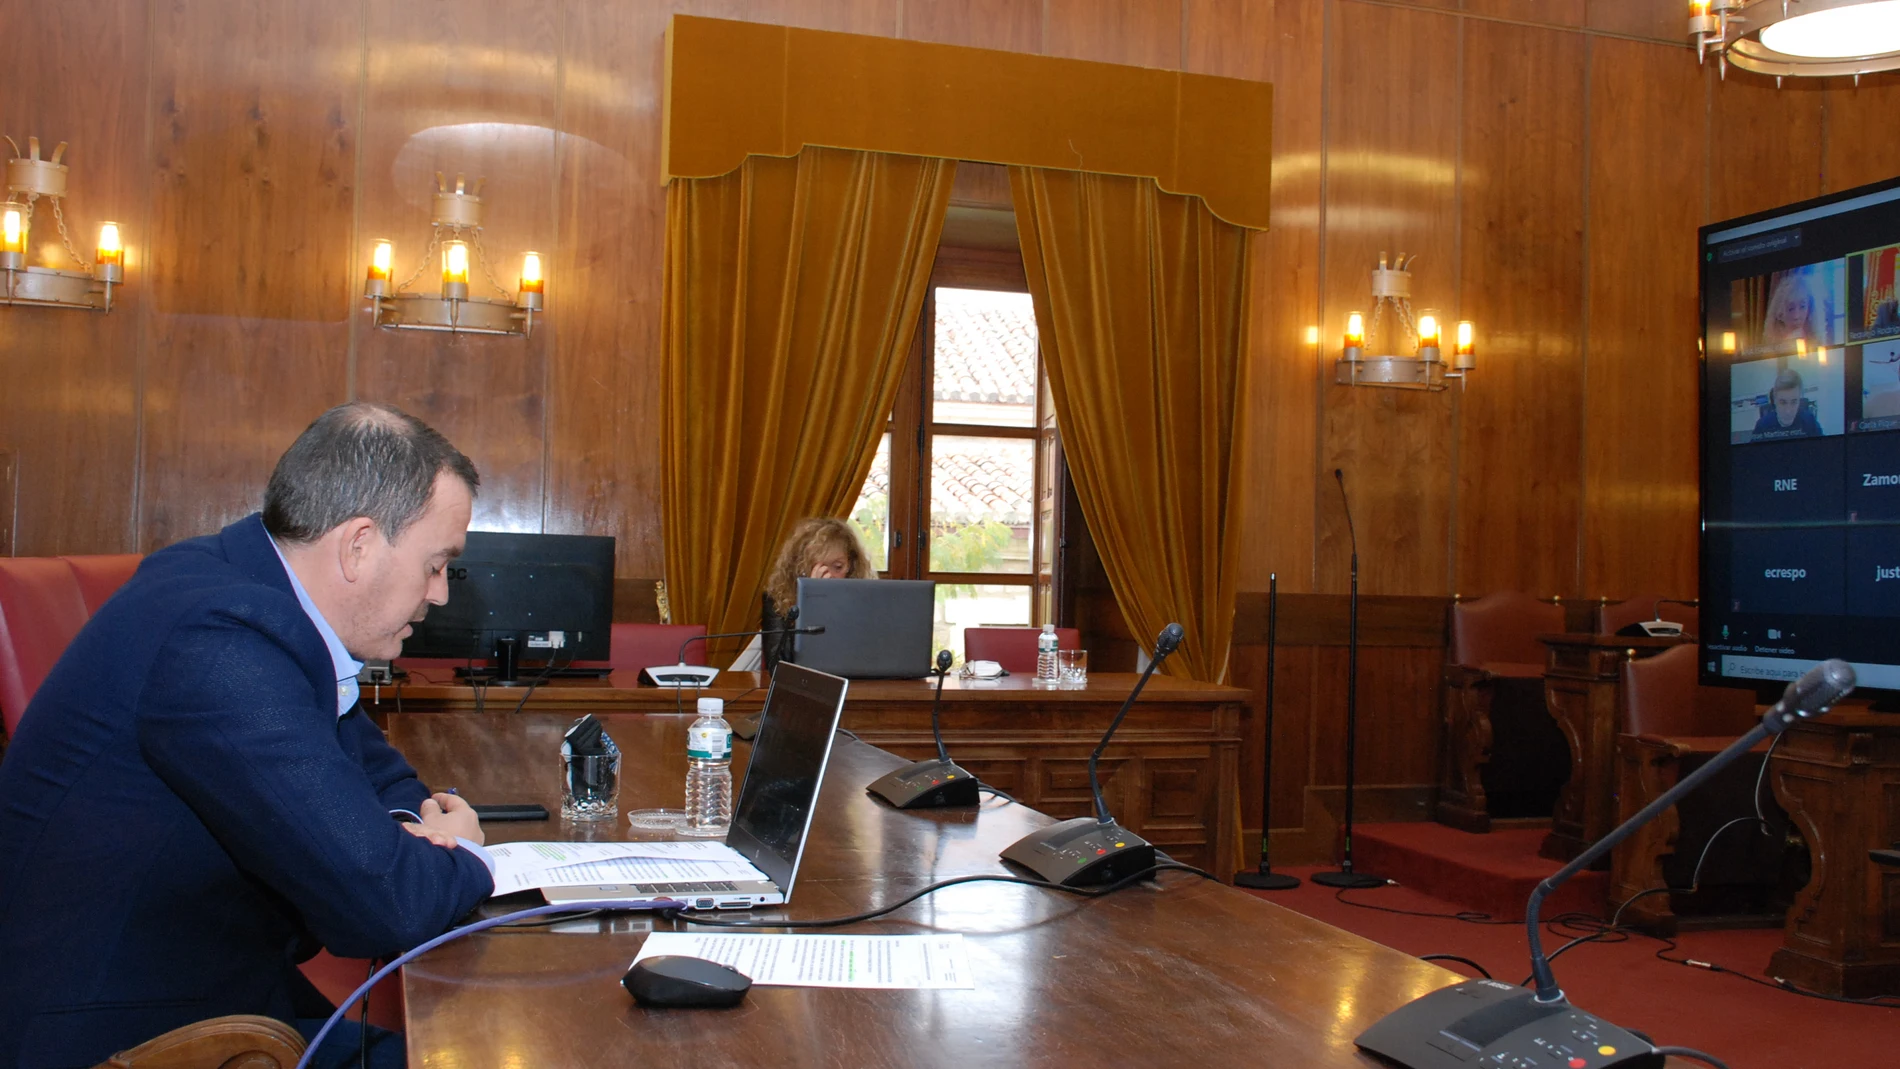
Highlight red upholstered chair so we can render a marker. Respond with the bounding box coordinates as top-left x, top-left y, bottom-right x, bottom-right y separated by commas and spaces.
964, 626, 1080, 676
609, 622, 709, 672
62, 554, 144, 615
0, 557, 93, 739
1609, 644, 1784, 933
1437, 592, 1569, 832
1597, 595, 1698, 638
